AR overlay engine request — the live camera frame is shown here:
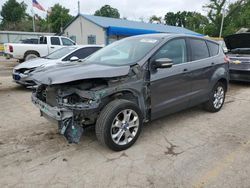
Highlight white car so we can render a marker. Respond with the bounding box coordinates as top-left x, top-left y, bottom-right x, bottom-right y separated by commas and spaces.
4, 36, 76, 62
12, 45, 102, 86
